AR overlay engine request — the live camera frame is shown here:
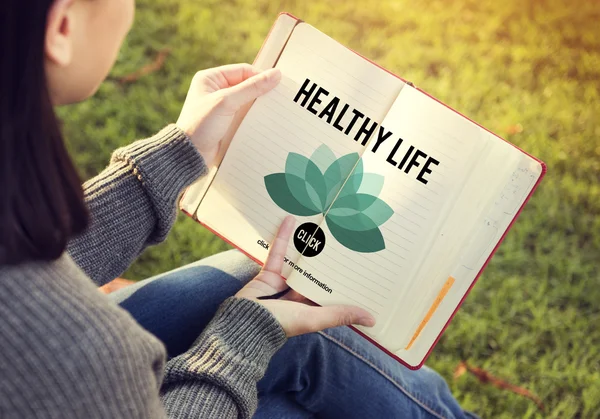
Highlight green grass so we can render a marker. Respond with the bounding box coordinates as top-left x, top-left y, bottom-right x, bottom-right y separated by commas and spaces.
59, 0, 600, 417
